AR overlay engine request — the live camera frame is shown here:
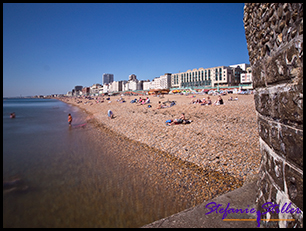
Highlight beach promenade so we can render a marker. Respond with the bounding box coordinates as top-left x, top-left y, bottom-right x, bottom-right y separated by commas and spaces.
59, 93, 260, 182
